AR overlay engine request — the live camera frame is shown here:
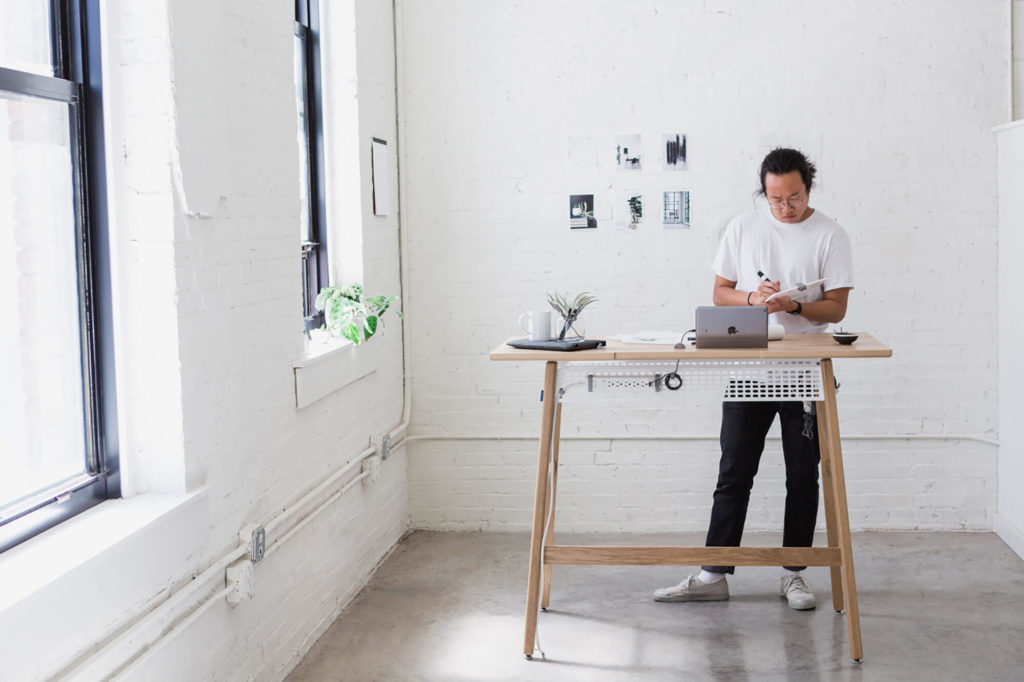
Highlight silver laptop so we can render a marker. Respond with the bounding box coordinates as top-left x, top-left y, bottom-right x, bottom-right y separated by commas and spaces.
695, 306, 768, 348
